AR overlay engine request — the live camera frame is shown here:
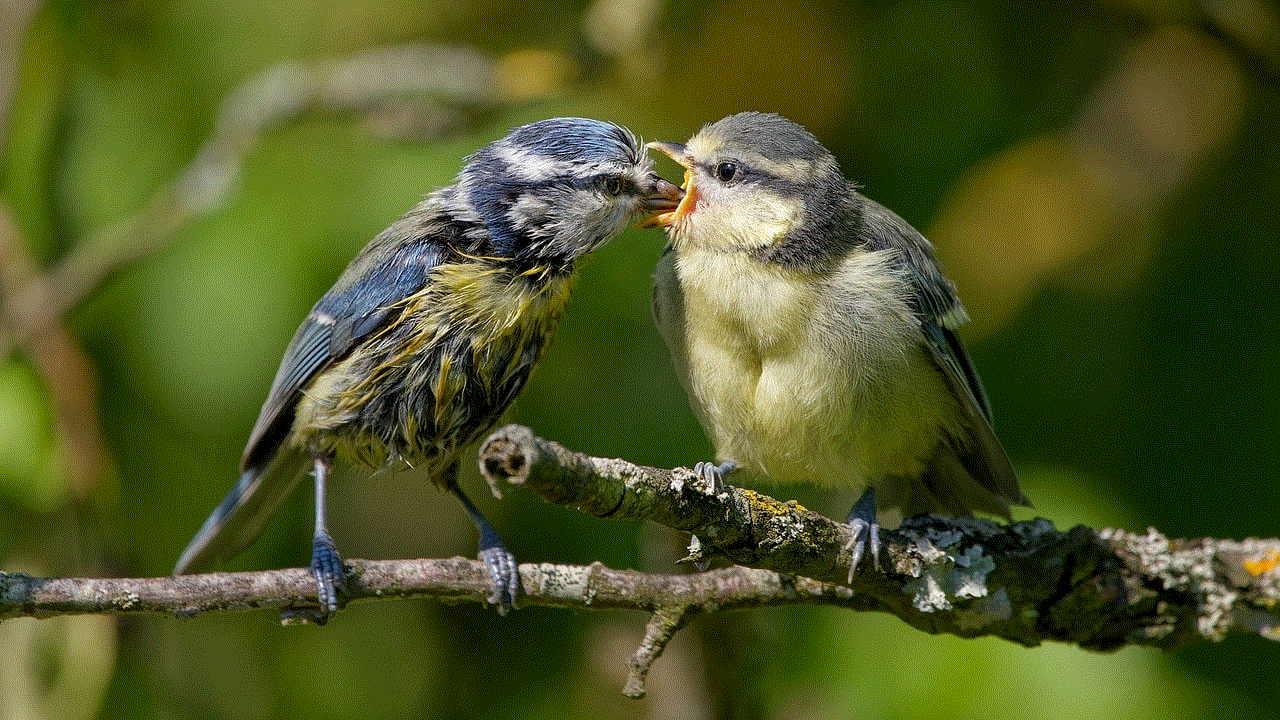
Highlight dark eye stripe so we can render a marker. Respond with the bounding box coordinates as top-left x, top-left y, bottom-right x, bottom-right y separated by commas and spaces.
569, 174, 640, 195
698, 160, 759, 183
